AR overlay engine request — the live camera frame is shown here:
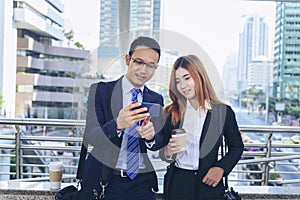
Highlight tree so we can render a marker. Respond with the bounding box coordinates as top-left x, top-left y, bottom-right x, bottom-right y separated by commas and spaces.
64, 30, 74, 41
64, 30, 85, 49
